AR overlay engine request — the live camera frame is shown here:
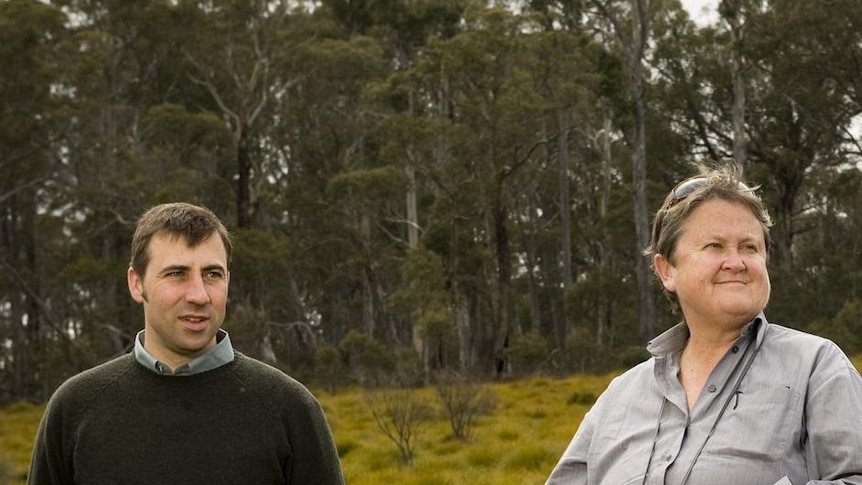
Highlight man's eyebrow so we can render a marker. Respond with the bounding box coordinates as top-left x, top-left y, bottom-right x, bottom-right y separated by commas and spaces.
157, 264, 226, 275
158, 264, 190, 275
